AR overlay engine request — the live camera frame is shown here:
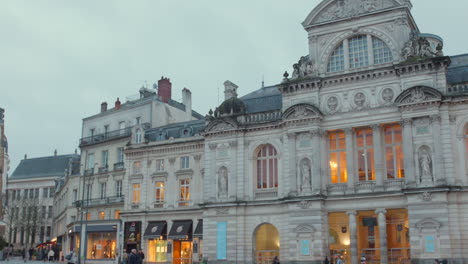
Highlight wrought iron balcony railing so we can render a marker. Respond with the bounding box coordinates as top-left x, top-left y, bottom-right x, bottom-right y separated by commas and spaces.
113, 162, 125, 171
79, 123, 150, 147
73, 195, 125, 208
